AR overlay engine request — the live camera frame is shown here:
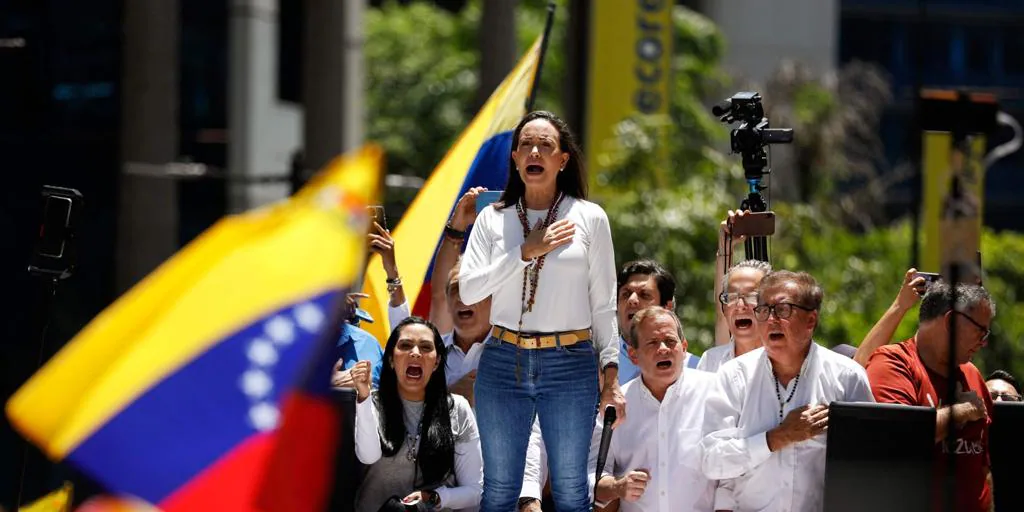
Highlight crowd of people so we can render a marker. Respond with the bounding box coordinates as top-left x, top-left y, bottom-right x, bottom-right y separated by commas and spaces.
331, 111, 1013, 512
